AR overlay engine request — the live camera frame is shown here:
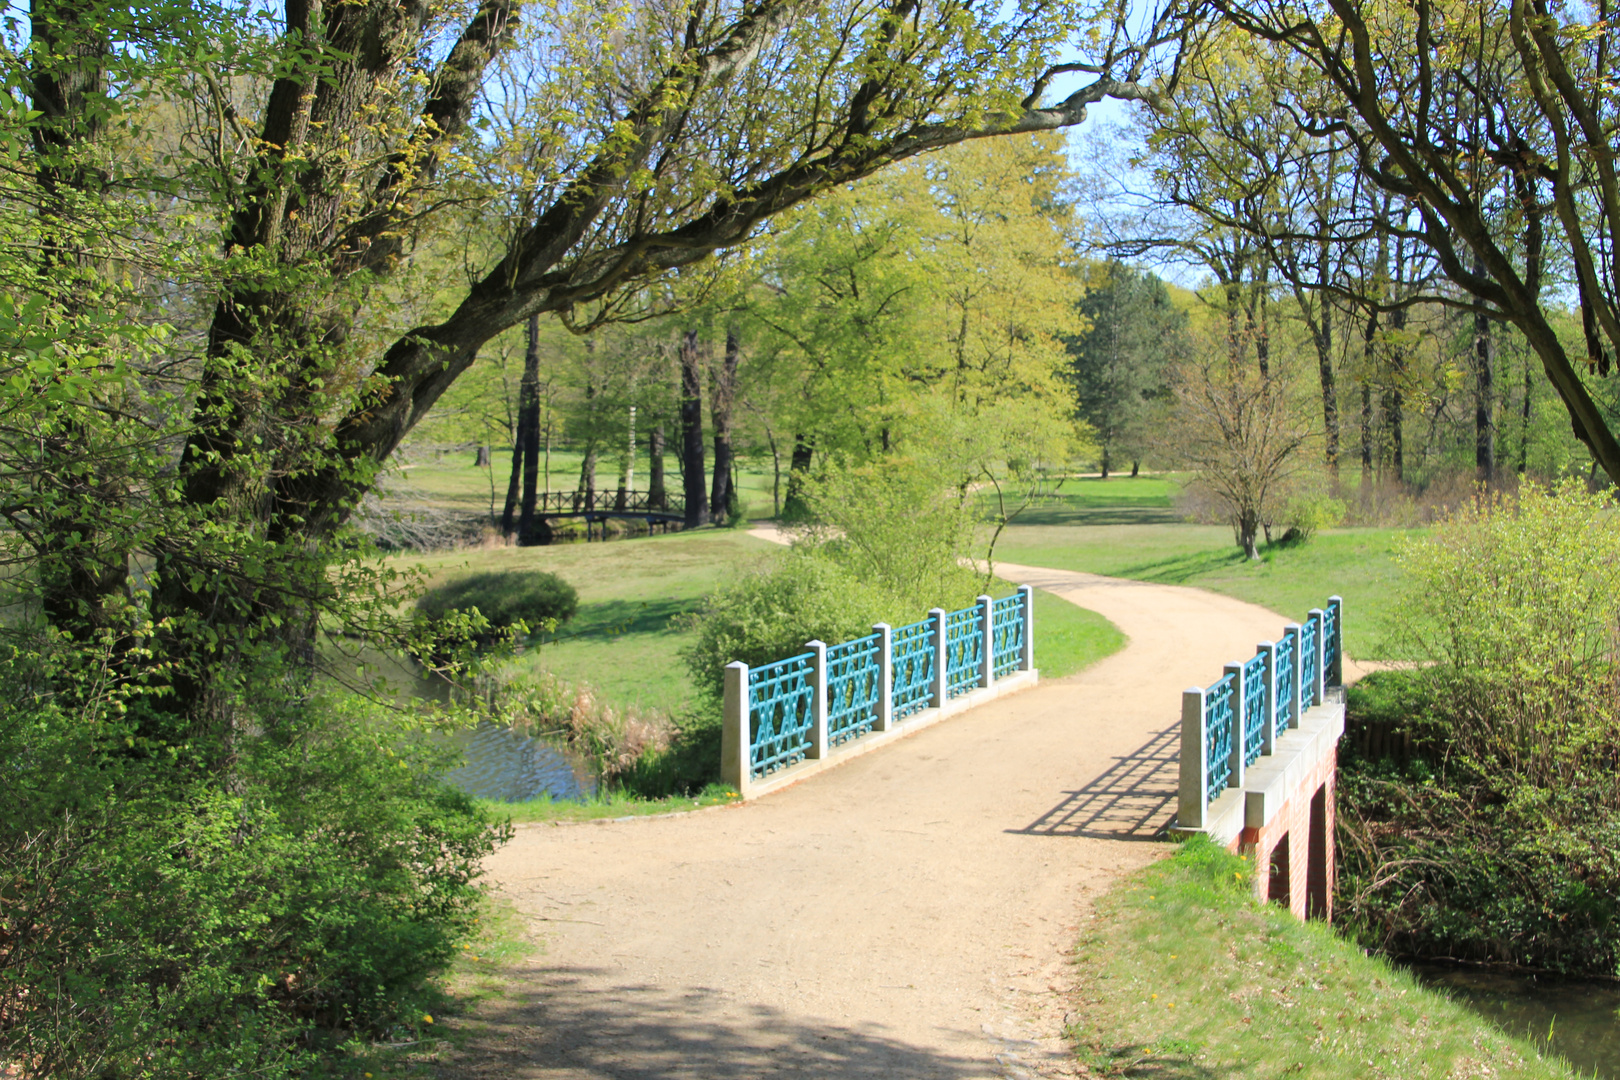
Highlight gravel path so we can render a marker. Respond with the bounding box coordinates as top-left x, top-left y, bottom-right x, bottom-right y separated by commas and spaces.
456, 564, 1348, 1079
